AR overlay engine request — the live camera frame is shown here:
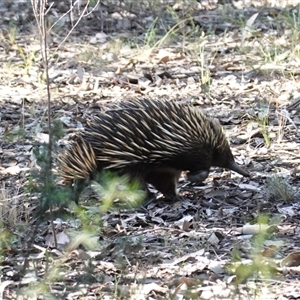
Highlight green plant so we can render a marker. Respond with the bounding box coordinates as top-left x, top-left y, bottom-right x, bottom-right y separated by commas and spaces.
6, 21, 19, 45
229, 215, 279, 285
0, 223, 15, 263
91, 172, 146, 214
144, 17, 159, 47
16, 46, 37, 75
2, 125, 25, 142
